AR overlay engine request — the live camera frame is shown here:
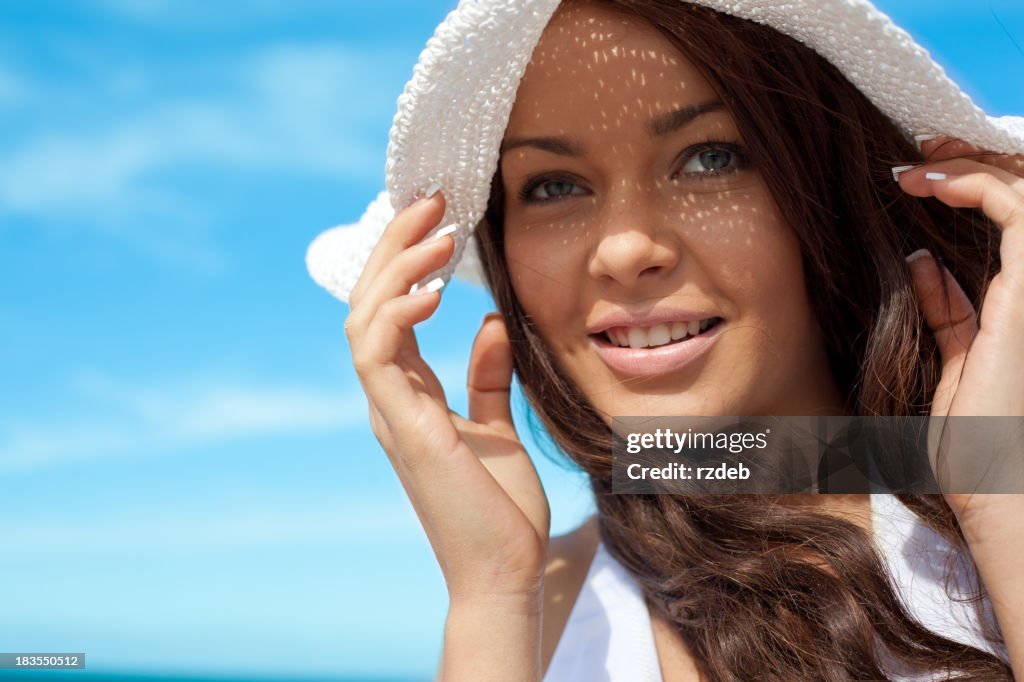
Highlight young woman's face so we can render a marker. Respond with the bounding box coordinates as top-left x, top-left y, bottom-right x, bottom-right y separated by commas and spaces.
499, 2, 844, 418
